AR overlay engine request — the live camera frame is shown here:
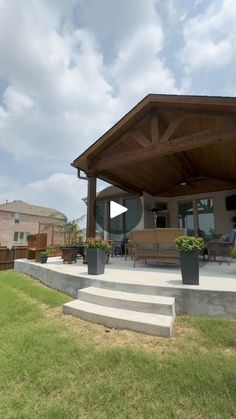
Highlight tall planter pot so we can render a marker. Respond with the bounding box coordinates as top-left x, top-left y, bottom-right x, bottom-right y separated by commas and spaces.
180, 251, 199, 285
40, 254, 48, 264
87, 248, 106, 275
